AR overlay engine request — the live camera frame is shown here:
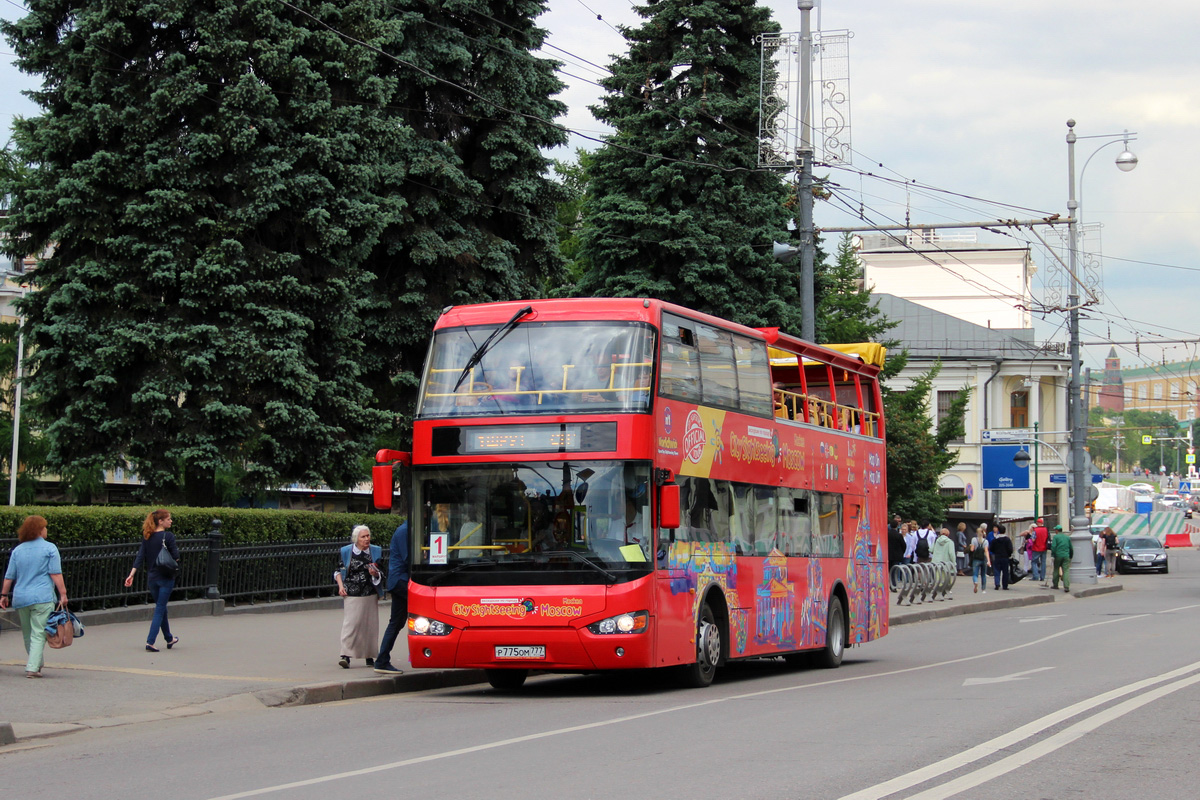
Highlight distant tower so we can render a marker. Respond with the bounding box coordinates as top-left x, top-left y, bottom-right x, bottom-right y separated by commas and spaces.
1097, 347, 1124, 412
